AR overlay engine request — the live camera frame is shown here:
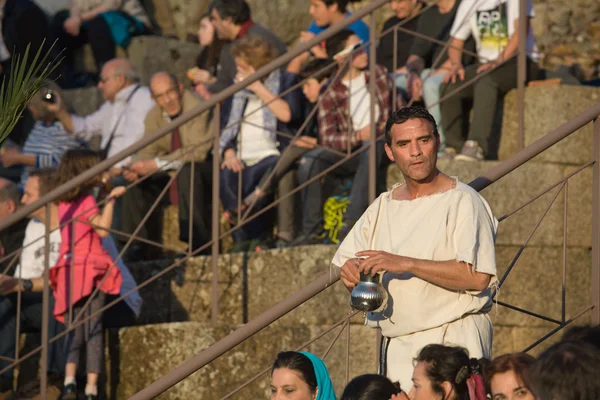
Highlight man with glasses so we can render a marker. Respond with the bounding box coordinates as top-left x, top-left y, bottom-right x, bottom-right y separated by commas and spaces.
121, 72, 215, 255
